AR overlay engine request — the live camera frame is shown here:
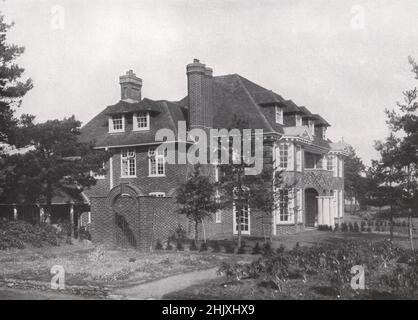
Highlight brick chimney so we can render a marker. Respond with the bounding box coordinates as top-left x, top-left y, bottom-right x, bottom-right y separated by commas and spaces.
186, 59, 213, 129
119, 70, 142, 102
